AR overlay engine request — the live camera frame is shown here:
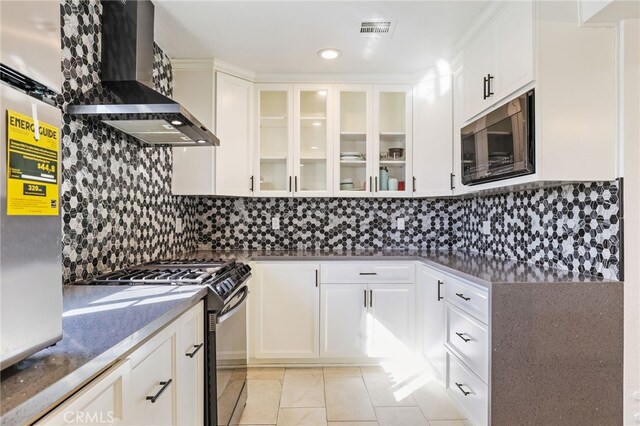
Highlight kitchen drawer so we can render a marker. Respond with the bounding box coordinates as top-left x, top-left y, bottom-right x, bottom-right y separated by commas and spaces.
129, 329, 176, 425
444, 276, 488, 323
321, 262, 415, 284
446, 351, 488, 426
36, 360, 130, 425
445, 302, 488, 383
